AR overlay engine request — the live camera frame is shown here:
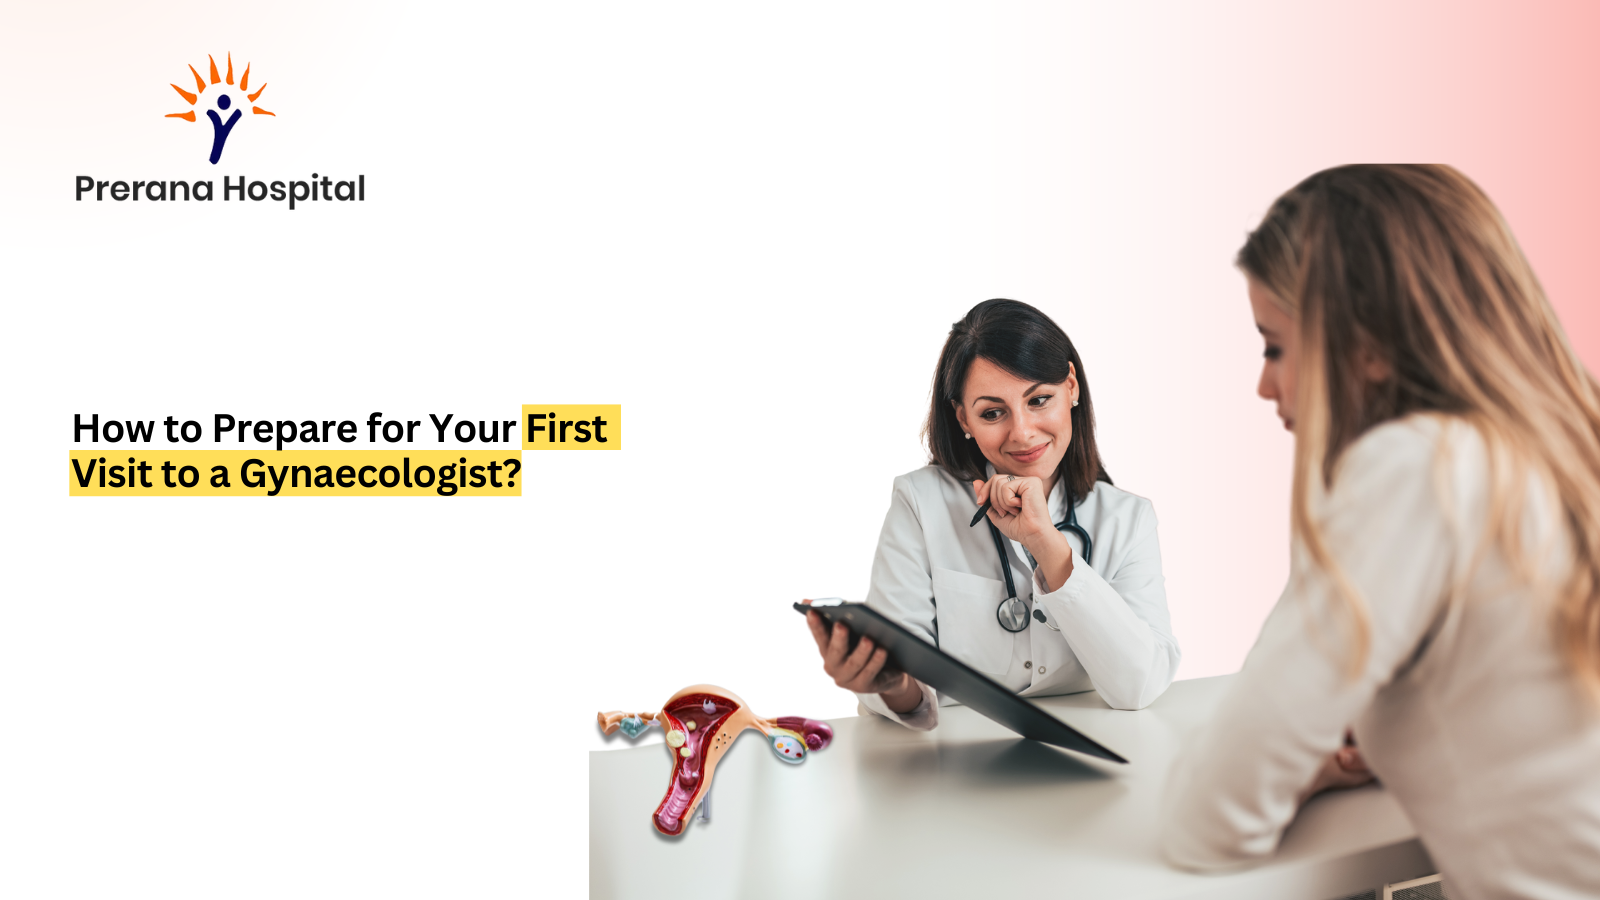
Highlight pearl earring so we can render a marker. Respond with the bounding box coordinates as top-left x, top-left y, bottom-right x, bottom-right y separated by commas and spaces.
964, 432, 972, 439
1072, 399, 1079, 407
